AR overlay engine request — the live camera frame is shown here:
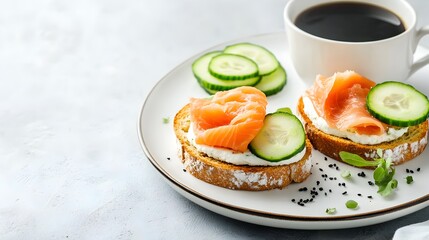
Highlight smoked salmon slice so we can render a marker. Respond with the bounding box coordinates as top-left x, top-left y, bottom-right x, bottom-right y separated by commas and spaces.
190, 86, 267, 152
306, 71, 385, 135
